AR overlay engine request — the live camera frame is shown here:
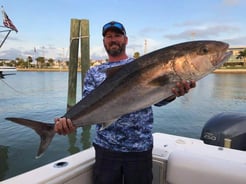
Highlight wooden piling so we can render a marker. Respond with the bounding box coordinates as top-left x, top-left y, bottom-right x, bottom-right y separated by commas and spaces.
66, 19, 91, 149
67, 19, 80, 110
80, 19, 91, 140
80, 19, 90, 93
